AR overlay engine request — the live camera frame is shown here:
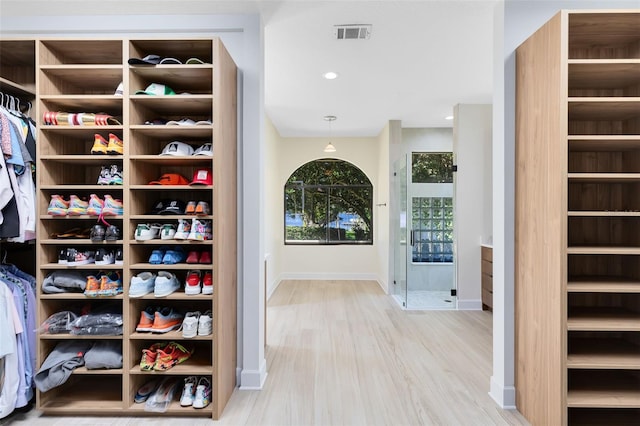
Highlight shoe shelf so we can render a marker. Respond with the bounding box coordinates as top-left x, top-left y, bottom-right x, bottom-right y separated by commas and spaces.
129, 66, 213, 92
34, 37, 236, 420
129, 239, 213, 245
39, 293, 123, 300
568, 337, 640, 369
38, 376, 124, 413
515, 10, 640, 425
127, 401, 214, 416
39, 65, 123, 95
39, 333, 124, 340
129, 331, 212, 341
130, 125, 213, 137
